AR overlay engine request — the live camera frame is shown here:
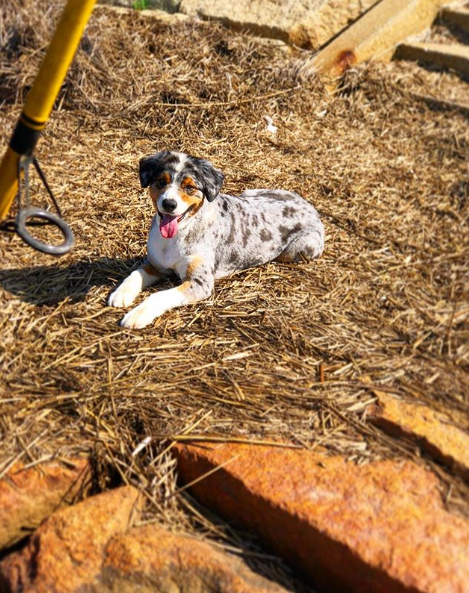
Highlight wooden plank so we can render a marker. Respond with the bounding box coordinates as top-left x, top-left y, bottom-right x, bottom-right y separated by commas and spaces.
396, 42, 469, 76
311, 0, 448, 83
441, 7, 469, 34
